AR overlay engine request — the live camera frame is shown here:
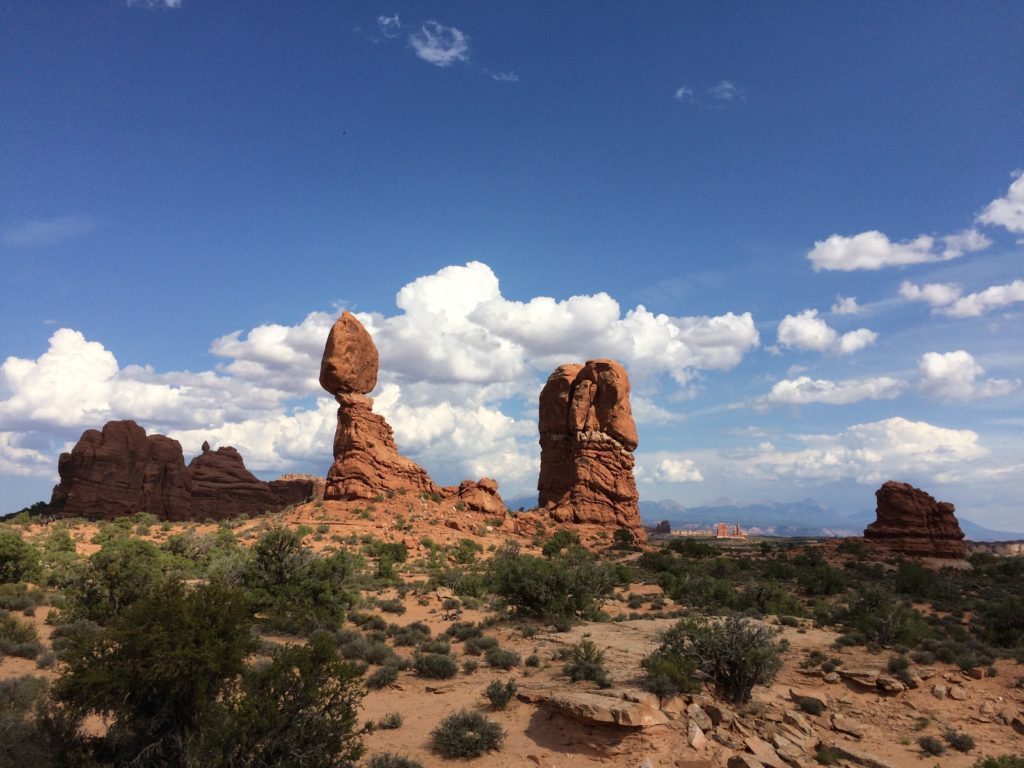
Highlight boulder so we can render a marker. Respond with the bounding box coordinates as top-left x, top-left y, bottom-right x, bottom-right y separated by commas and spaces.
537, 359, 644, 540
863, 481, 966, 559
50, 420, 192, 520
533, 690, 669, 728
319, 311, 378, 395
455, 478, 506, 516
